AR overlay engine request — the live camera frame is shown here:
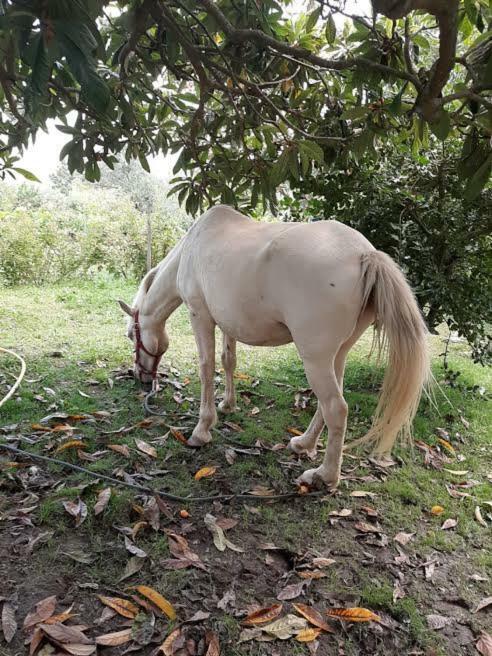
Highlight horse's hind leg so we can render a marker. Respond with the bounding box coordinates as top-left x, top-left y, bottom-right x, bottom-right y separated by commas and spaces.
296, 354, 348, 489
288, 403, 324, 457
218, 333, 237, 413
187, 309, 218, 447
